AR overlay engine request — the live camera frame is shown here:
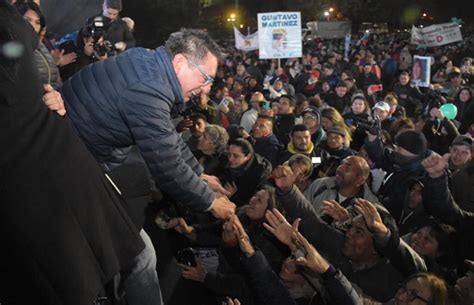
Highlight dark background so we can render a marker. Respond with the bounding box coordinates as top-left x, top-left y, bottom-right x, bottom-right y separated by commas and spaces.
42, 0, 470, 48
